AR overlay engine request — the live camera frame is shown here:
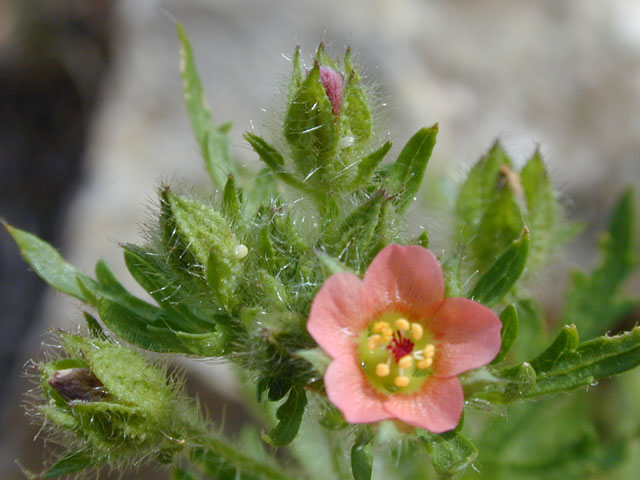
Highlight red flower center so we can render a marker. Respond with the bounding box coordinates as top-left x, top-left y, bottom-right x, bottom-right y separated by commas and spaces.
387, 331, 414, 362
